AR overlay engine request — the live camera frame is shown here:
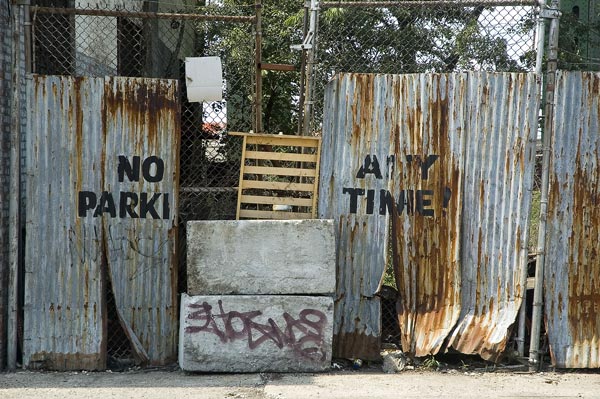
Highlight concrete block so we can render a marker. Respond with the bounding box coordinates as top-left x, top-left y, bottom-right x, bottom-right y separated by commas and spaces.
179, 294, 334, 372
186, 219, 335, 295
